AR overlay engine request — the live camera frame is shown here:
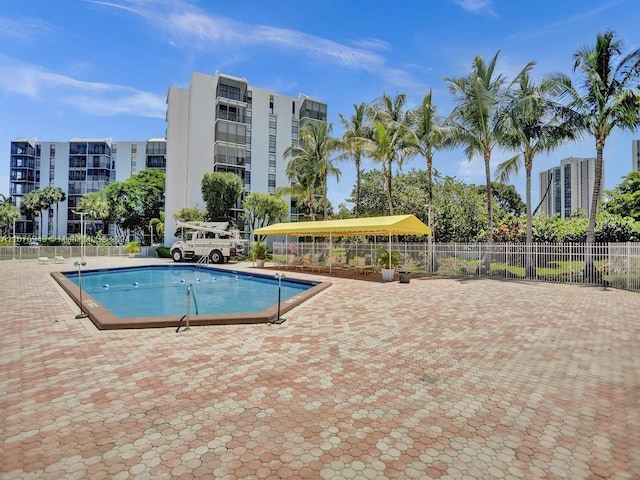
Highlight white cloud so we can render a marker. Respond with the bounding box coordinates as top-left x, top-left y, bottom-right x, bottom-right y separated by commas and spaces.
457, 154, 504, 184
349, 37, 392, 52
92, 0, 418, 88
0, 17, 52, 42
451, 0, 497, 17
0, 55, 165, 118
